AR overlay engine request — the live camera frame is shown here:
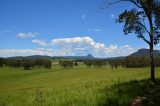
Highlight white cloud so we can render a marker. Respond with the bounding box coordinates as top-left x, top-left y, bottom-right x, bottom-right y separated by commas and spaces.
32, 39, 47, 46
81, 14, 86, 20
88, 29, 101, 32
50, 37, 105, 49
50, 36, 135, 57
105, 45, 135, 57
16, 32, 38, 38
0, 48, 67, 57
0, 37, 136, 57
